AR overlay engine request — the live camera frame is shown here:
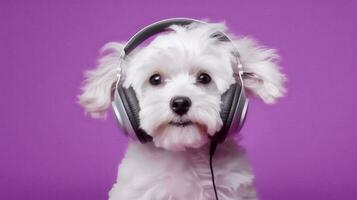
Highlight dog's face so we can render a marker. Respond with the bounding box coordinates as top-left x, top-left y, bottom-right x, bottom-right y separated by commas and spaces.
79, 22, 286, 151
122, 24, 236, 151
